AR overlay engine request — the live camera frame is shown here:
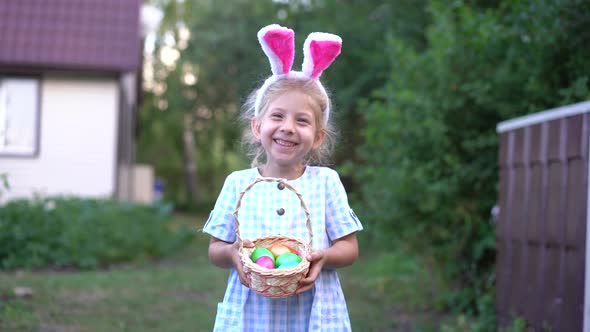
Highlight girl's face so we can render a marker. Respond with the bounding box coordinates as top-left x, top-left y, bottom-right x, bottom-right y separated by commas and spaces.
252, 90, 325, 173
